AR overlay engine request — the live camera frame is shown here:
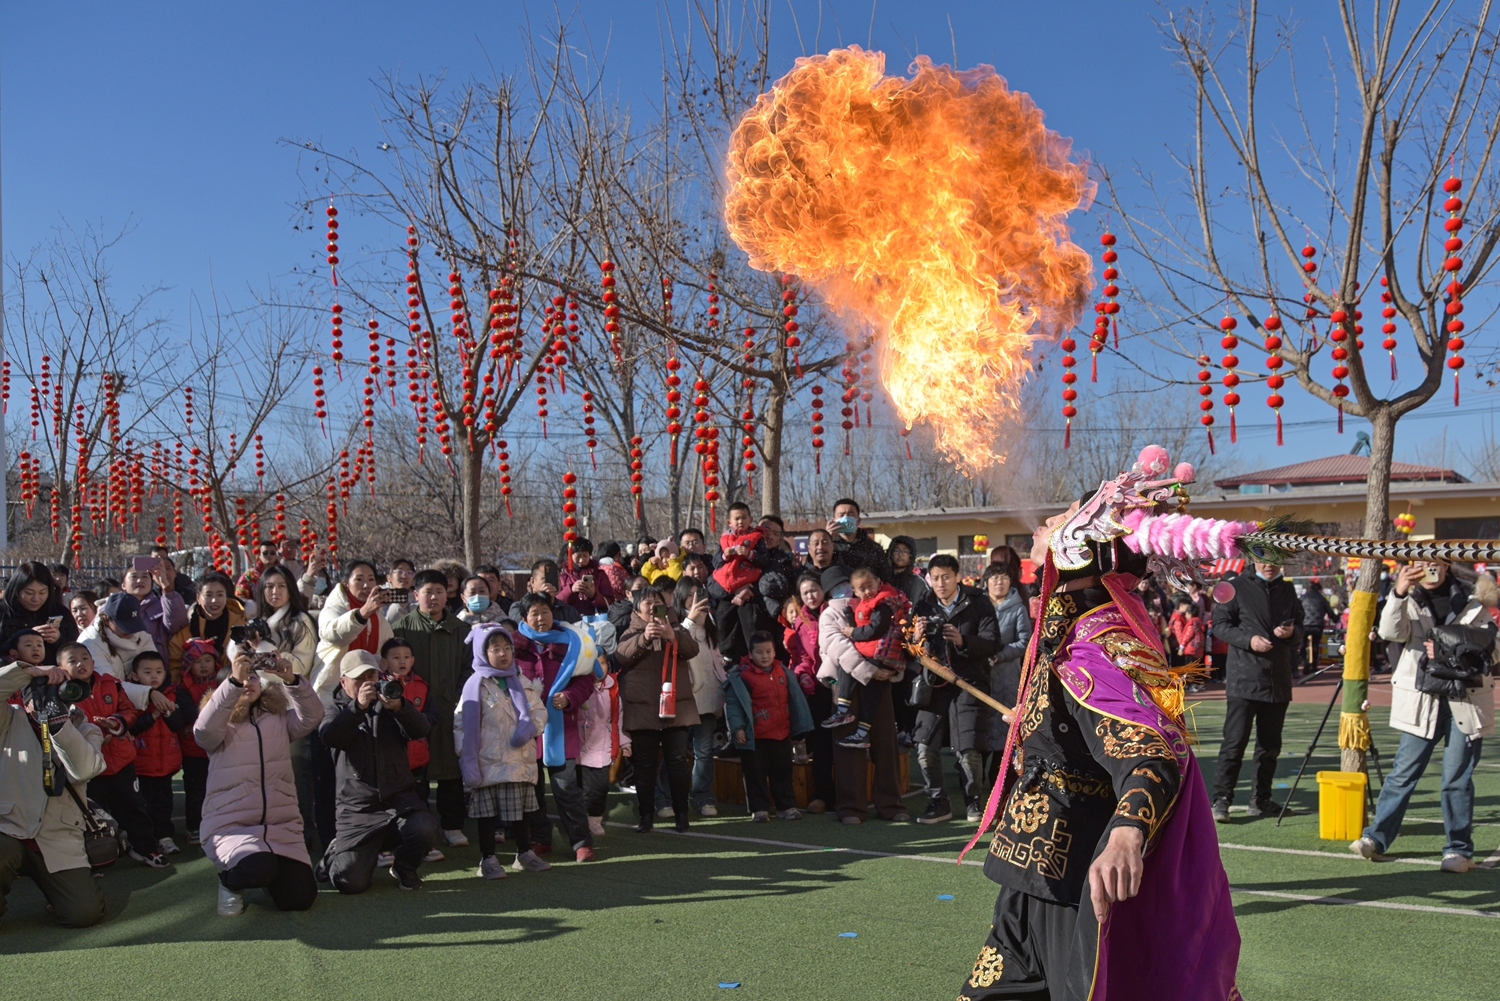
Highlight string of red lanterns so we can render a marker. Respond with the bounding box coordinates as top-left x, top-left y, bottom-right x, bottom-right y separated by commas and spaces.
781, 276, 803, 377
628, 434, 644, 519
497, 438, 513, 517
1378, 276, 1399, 380
741, 325, 757, 495
1219, 312, 1241, 444
1059, 329, 1078, 448
326, 202, 340, 287
582, 391, 598, 469
1441, 173, 1465, 405
600, 259, 621, 365
561, 470, 580, 554
663, 277, 681, 465
1196, 351, 1216, 454
1263, 314, 1286, 446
